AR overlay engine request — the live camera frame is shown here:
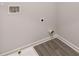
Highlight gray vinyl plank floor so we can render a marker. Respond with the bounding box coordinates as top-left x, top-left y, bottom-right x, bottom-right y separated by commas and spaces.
34, 38, 79, 56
